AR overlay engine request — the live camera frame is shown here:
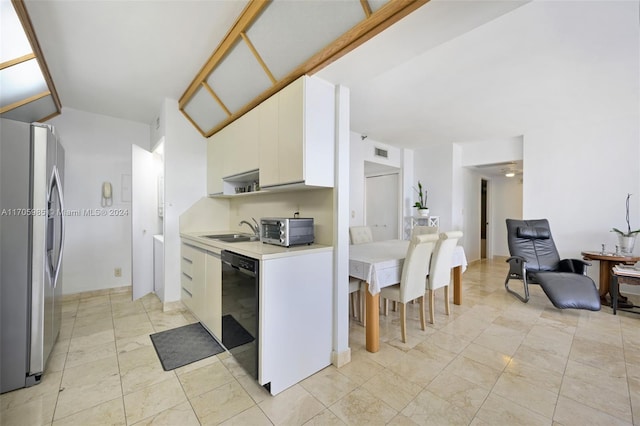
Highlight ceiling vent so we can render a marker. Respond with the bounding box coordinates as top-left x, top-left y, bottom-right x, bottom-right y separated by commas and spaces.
374, 147, 388, 159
